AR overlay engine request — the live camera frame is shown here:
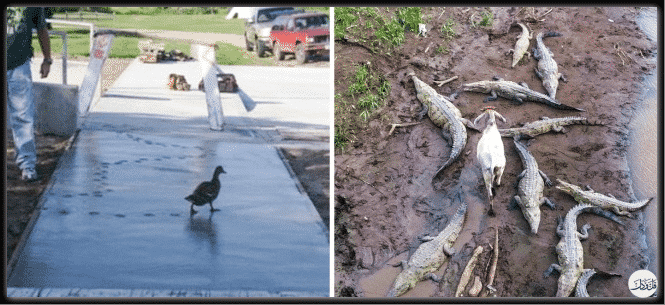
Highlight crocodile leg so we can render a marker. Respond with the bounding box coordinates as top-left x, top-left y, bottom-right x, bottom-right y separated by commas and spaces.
514, 170, 526, 188
509, 196, 521, 211
392, 260, 408, 268
541, 197, 556, 209
578, 223, 591, 240
544, 263, 562, 278
534, 68, 544, 79
555, 216, 565, 236
539, 170, 553, 186
460, 117, 481, 132
426, 273, 441, 282
417, 104, 429, 121
513, 93, 526, 103
552, 125, 567, 133
419, 235, 435, 242
443, 244, 456, 256
532, 47, 541, 60
484, 90, 499, 102
559, 73, 567, 82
